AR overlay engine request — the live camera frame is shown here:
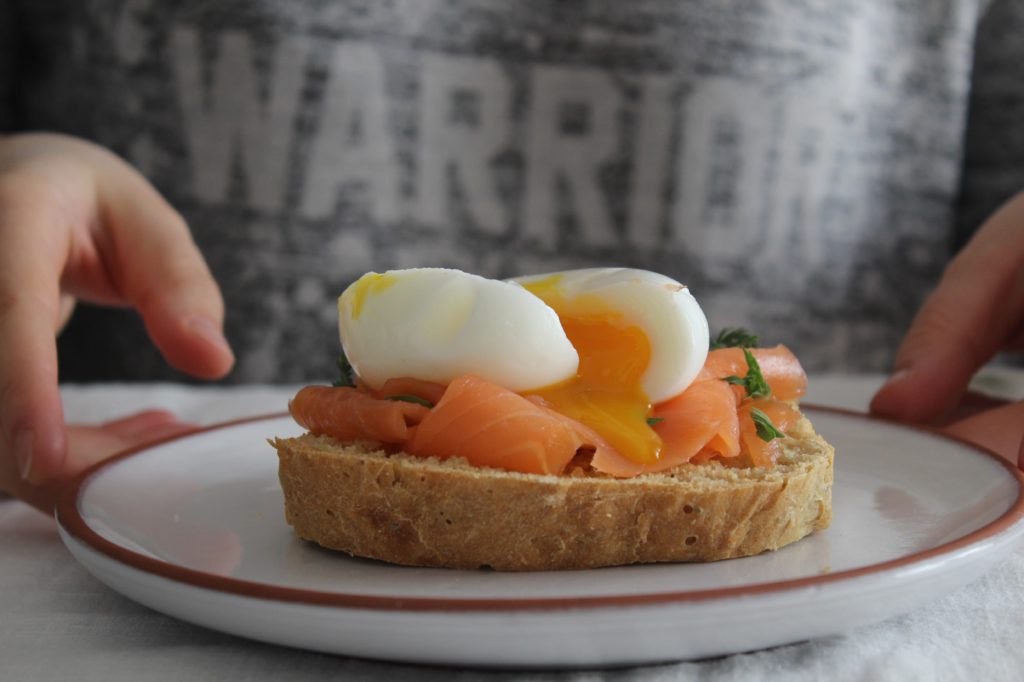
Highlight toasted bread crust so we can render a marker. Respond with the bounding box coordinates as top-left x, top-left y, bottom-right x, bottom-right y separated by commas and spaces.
271, 414, 833, 571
